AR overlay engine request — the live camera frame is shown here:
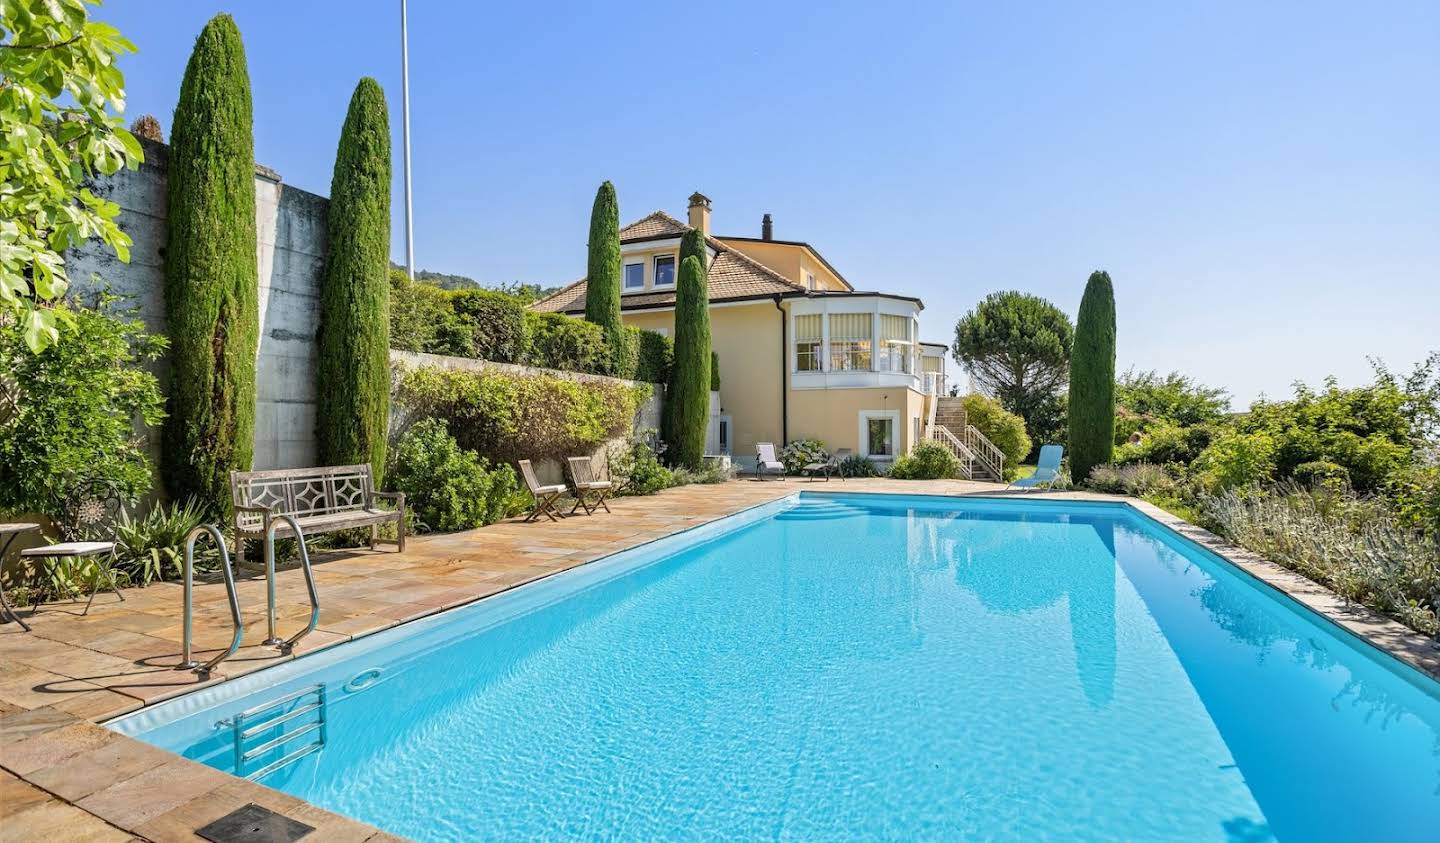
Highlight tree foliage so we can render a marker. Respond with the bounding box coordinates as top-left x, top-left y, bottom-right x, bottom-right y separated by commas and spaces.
952, 291, 1073, 437
584, 181, 624, 364
1068, 271, 1116, 482
1, 0, 142, 352
961, 392, 1031, 478
668, 254, 711, 469
162, 14, 258, 514
1116, 368, 1229, 429
317, 78, 391, 484
0, 293, 166, 514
